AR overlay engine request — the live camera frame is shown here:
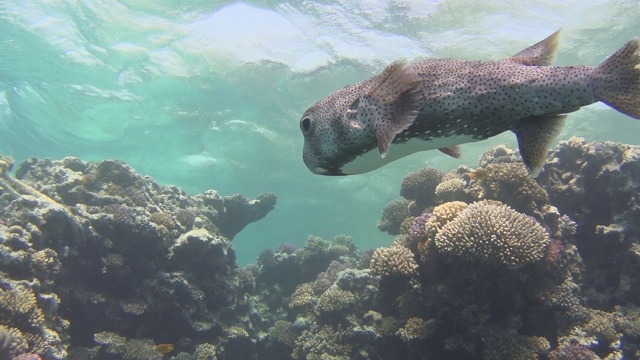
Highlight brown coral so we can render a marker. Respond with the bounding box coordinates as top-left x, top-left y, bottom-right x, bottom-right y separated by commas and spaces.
289, 283, 315, 309
370, 245, 418, 277
396, 317, 436, 341
435, 178, 467, 202
426, 201, 469, 239
377, 199, 411, 235
0, 286, 45, 329
468, 162, 549, 213
481, 331, 550, 360
434, 202, 550, 267
316, 285, 355, 313
399, 167, 443, 206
